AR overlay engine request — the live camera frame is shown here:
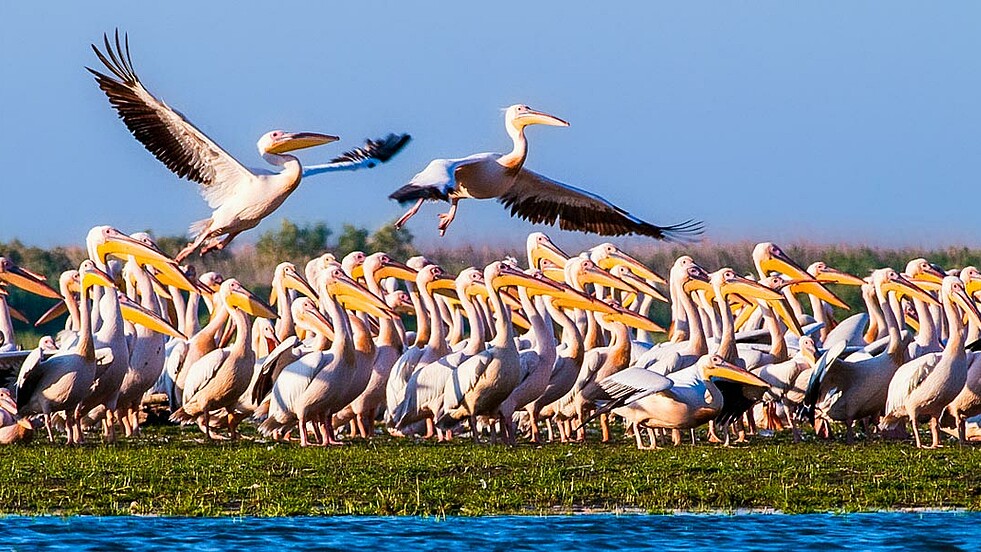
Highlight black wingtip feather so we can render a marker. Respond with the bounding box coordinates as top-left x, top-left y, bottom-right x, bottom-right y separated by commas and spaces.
328, 133, 412, 165
389, 182, 449, 205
